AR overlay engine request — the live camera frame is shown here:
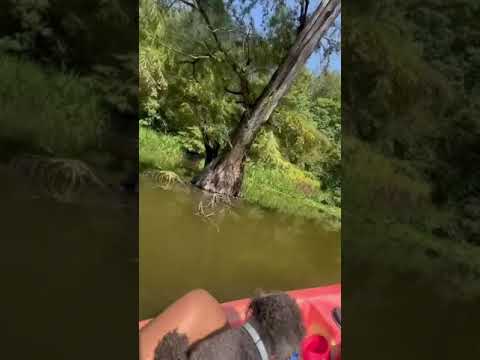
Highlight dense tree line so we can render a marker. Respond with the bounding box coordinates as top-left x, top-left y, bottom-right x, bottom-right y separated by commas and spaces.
344, 0, 480, 294
0, 0, 138, 131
